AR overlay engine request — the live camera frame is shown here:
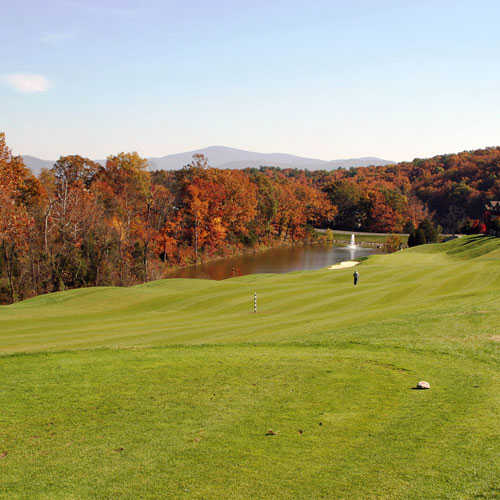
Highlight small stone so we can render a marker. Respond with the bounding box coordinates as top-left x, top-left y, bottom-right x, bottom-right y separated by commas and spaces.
265, 429, 276, 436
416, 381, 430, 390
